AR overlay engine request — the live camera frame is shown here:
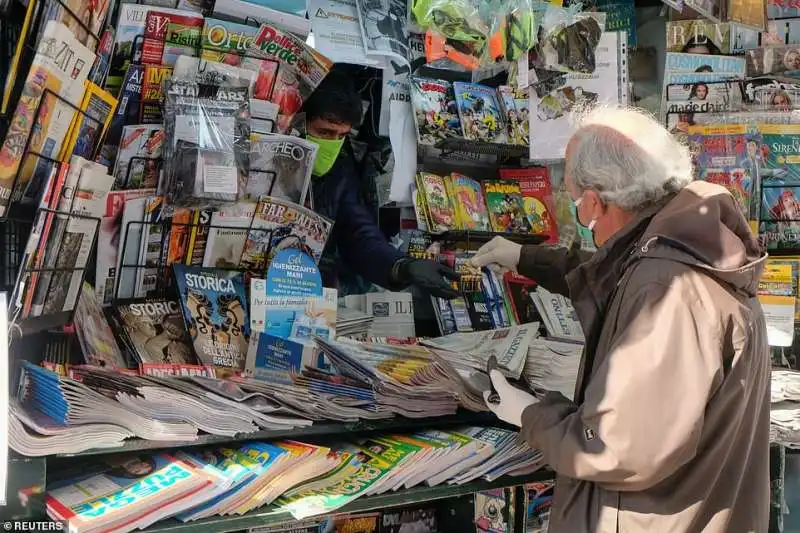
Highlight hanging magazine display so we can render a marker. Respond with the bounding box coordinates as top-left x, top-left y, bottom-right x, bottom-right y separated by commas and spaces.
247, 135, 317, 205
